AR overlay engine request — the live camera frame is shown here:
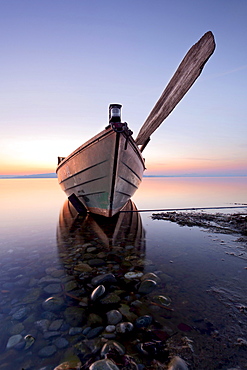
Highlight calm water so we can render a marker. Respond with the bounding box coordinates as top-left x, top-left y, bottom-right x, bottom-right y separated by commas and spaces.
0, 177, 247, 369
